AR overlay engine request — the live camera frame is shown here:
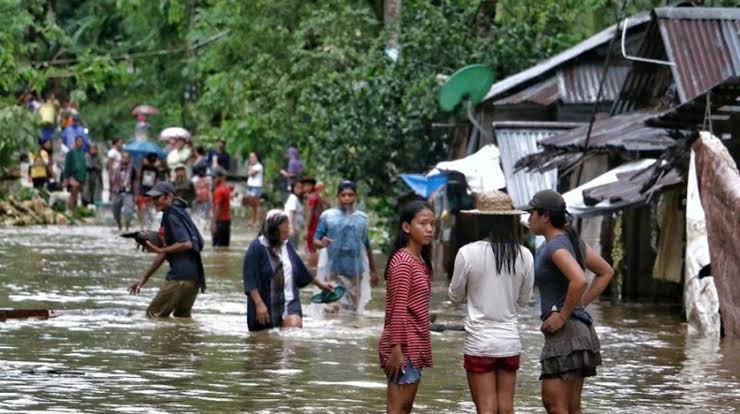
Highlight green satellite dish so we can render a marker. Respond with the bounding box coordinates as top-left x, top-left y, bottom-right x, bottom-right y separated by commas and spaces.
437, 64, 495, 112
